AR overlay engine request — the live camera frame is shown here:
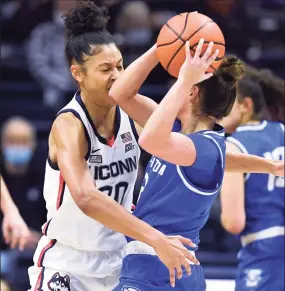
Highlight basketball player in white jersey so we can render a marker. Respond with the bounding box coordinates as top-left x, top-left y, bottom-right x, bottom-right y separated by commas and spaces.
28, 2, 198, 291
1, 176, 30, 250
